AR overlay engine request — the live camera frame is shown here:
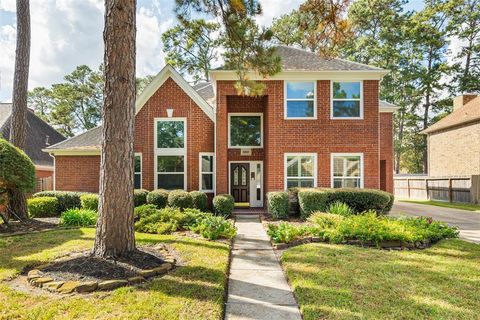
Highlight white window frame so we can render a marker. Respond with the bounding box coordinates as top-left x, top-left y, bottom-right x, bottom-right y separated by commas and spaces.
284, 81, 317, 120
228, 113, 263, 149
330, 153, 364, 188
134, 152, 142, 189
154, 117, 187, 190
330, 80, 363, 120
284, 153, 318, 189
199, 152, 215, 193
